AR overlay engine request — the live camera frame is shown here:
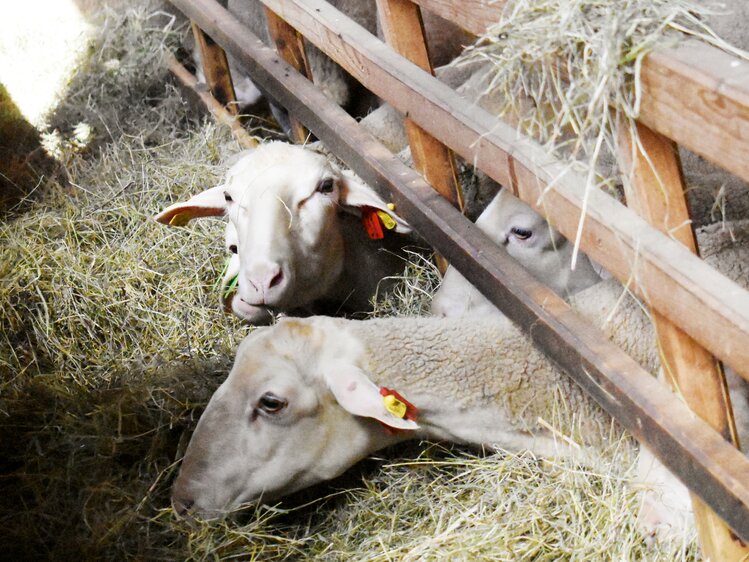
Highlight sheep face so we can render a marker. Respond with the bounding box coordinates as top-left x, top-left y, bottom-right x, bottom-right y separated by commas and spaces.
432, 189, 600, 317
155, 142, 409, 322
171, 317, 416, 517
